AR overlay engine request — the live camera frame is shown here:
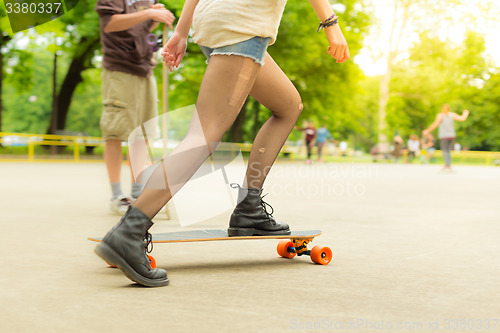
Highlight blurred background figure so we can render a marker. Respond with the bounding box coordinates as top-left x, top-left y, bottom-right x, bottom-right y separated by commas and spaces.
423, 104, 470, 171
421, 132, 436, 164
392, 132, 403, 163
315, 124, 333, 162
339, 140, 348, 157
406, 134, 420, 163
296, 121, 317, 164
